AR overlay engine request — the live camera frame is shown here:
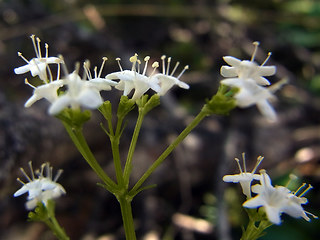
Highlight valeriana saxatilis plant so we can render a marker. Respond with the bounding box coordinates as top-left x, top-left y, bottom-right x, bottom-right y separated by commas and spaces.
223, 154, 317, 240
13, 35, 315, 240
